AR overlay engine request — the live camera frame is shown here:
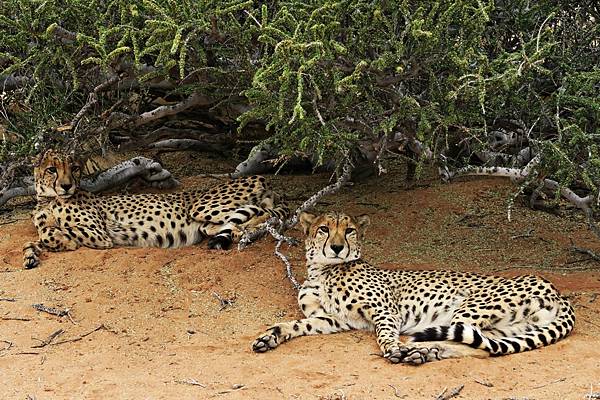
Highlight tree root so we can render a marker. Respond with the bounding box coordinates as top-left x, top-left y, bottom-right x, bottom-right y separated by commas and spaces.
0, 156, 179, 207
